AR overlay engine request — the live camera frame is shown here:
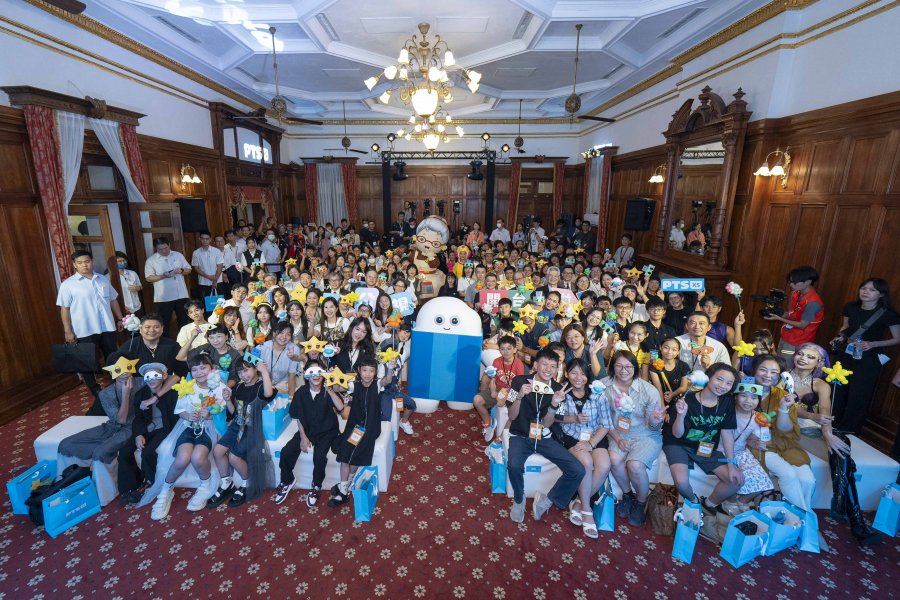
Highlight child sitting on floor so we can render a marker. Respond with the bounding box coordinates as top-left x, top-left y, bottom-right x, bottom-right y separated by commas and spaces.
207, 358, 276, 508
326, 356, 383, 507
140, 354, 231, 520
